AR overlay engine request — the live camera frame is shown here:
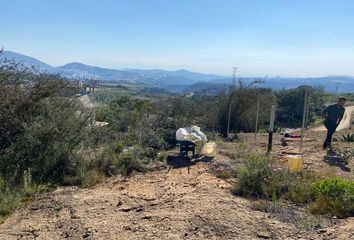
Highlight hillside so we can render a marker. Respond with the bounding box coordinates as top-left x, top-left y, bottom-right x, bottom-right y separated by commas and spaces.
1, 129, 353, 240
0, 51, 55, 70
